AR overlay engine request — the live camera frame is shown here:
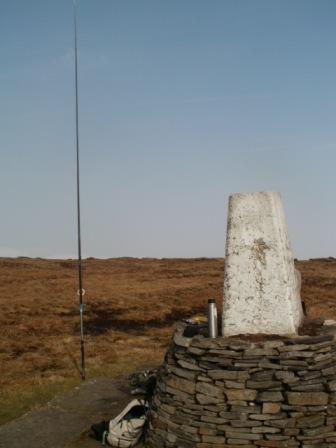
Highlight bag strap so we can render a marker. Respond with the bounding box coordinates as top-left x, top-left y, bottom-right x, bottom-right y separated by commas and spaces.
101, 430, 108, 446
109, 399, 146, 431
